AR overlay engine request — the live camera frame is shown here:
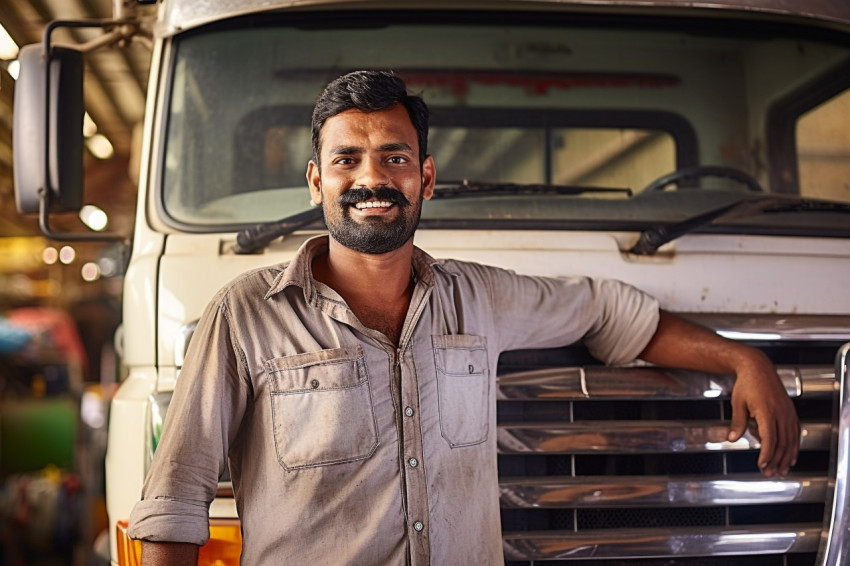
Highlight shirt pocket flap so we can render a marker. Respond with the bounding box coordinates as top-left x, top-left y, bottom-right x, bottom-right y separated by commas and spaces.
264, 346, 365, 392
432, 335, 488, 377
